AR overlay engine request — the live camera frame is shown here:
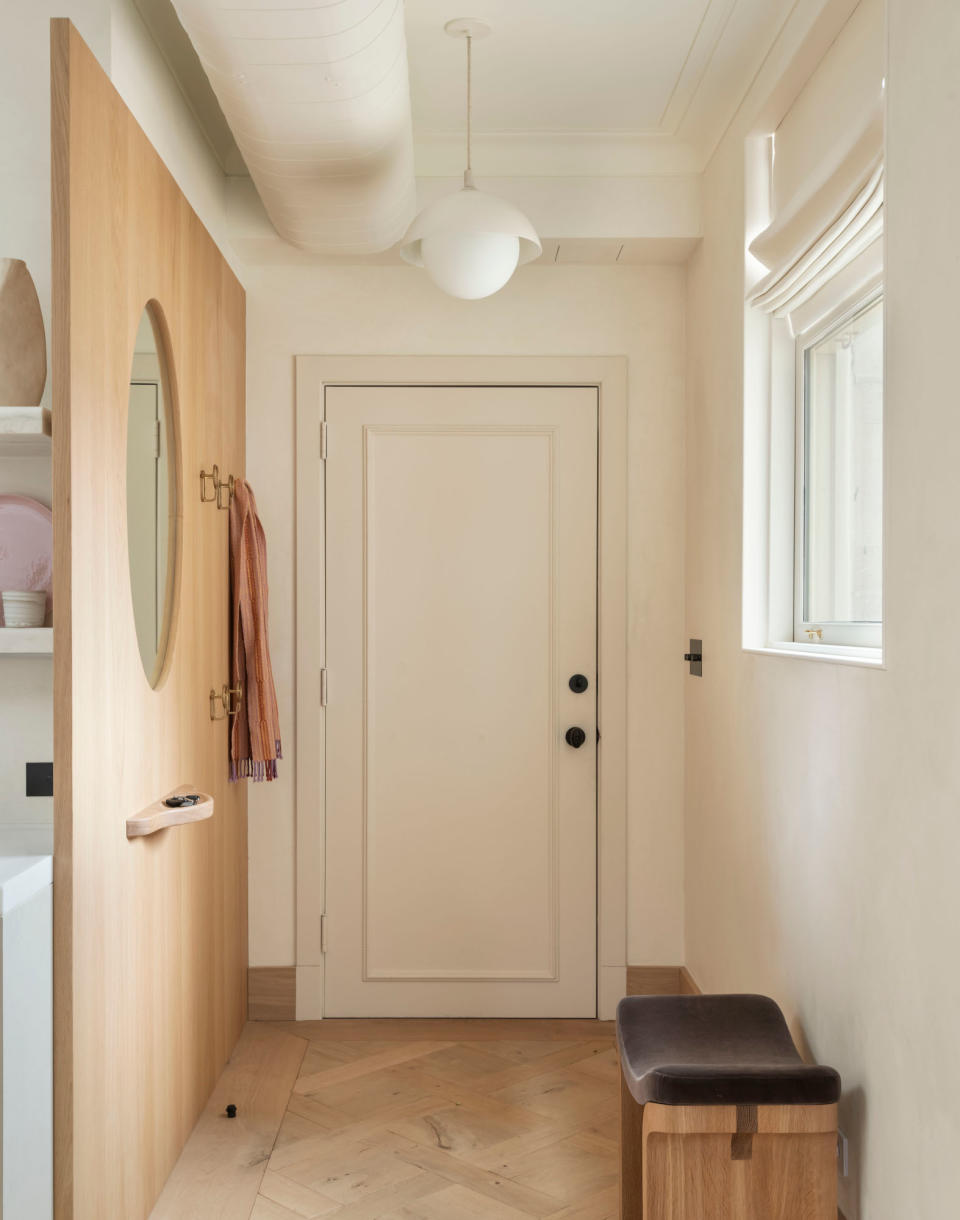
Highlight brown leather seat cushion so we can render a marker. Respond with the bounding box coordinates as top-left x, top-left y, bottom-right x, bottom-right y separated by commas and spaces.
617, 994, 841, 1107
